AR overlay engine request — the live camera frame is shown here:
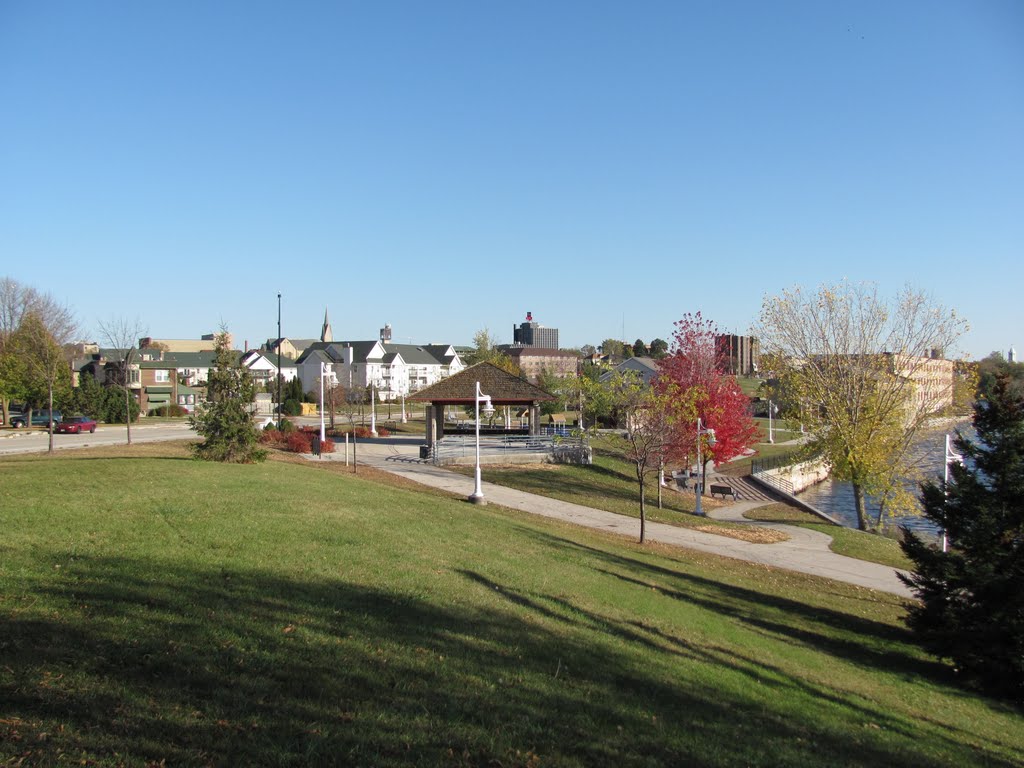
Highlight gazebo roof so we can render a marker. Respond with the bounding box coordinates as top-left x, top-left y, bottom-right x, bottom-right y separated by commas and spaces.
409, 362, 556, 405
